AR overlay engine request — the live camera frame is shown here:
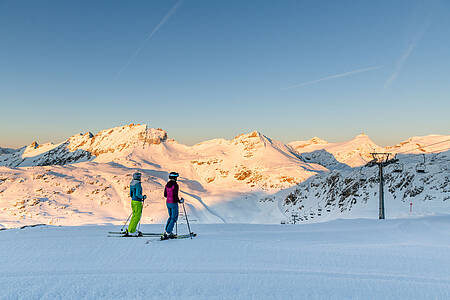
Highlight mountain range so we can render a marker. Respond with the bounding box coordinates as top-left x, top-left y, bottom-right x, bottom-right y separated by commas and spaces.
0, 124, 449, 227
